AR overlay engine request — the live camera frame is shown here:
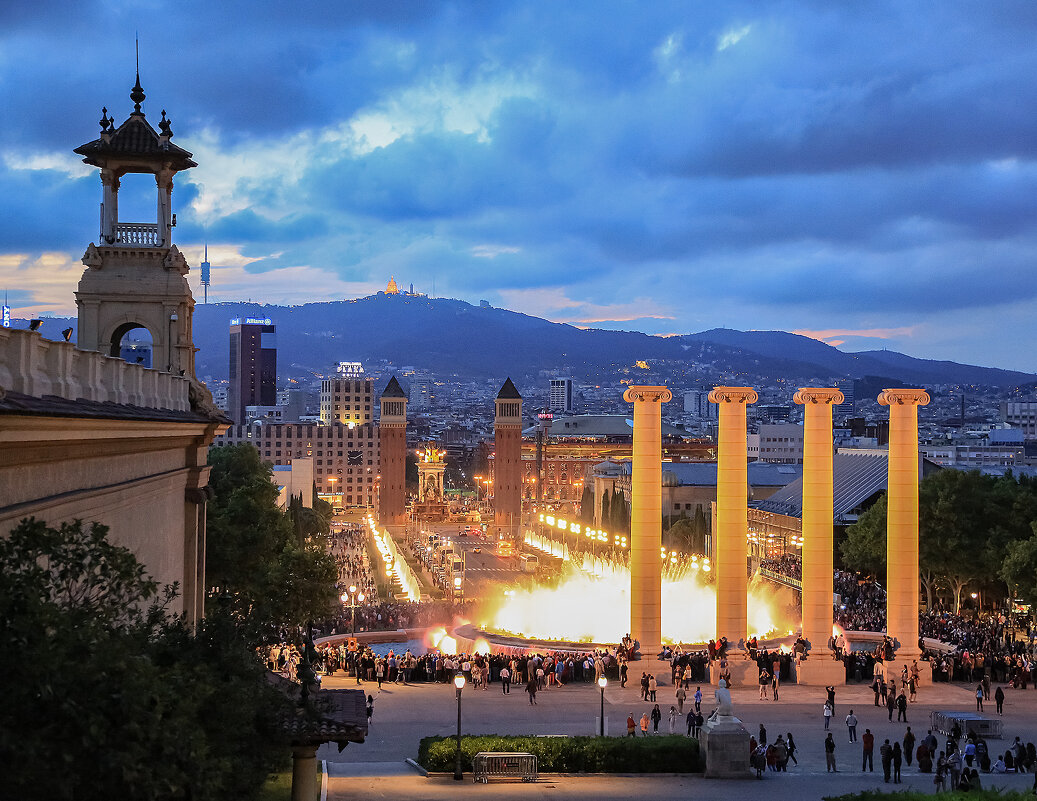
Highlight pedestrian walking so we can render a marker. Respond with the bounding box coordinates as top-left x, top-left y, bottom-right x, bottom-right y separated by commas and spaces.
823, 701, 833, 730
500, 666, 511, 694
366, 694, 374, 725
786, 732, 799, 766
862, 729, 874, 772
526, 675, 538, 705
845, 709, 858, 742
675, 684, 686, 714
825, 733, 838, 772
